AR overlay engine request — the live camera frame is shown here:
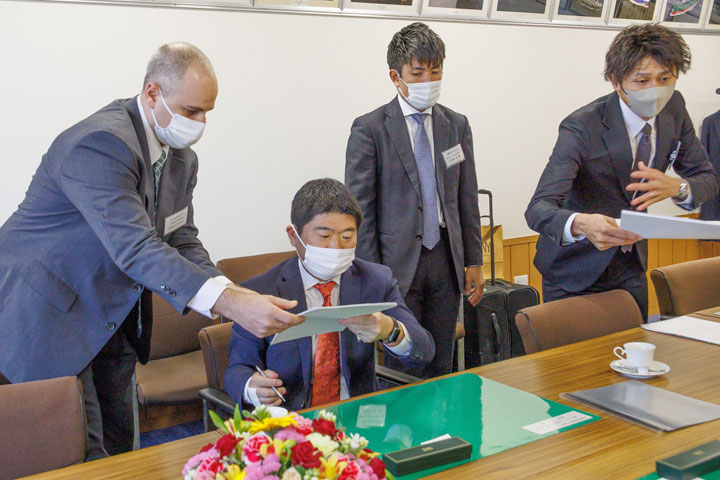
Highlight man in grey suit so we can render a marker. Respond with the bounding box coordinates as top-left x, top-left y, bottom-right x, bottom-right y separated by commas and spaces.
526, 25, 718, 320
700, 100, 720, 220
345, 23, 483, 379
0, 43, 302, 459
